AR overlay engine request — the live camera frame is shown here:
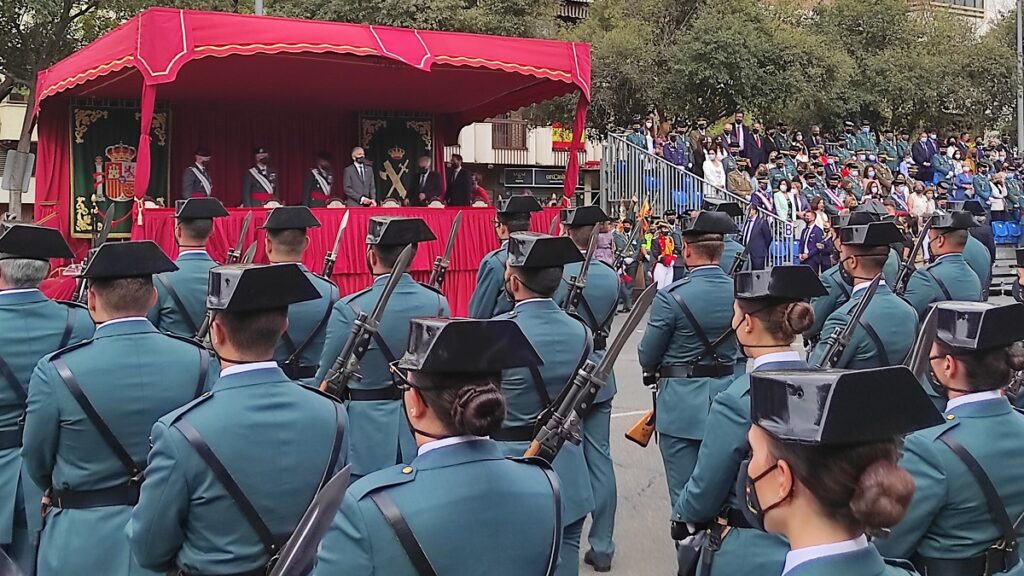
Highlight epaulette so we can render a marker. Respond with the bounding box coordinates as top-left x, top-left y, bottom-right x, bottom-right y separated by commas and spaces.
55, 299, 88, 310
46, 337, 94, 362
163, 332, 208, 351
298, 383, 343, 404
666, 276, 692, 292
922, 413, 961, 441
350, 463, 418, 500
166, 391, 216, 425
417, 281, 444, 296
341, 286, 373, 304
311, 272, 339, 291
